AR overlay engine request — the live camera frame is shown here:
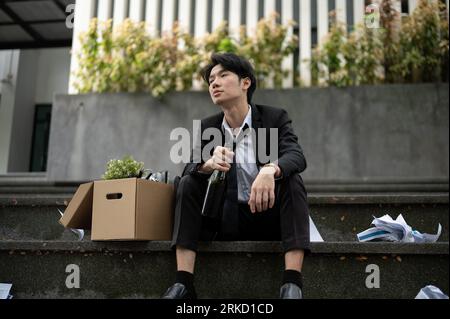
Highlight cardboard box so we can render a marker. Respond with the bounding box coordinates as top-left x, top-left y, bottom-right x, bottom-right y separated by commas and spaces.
60, 178, 174, 240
